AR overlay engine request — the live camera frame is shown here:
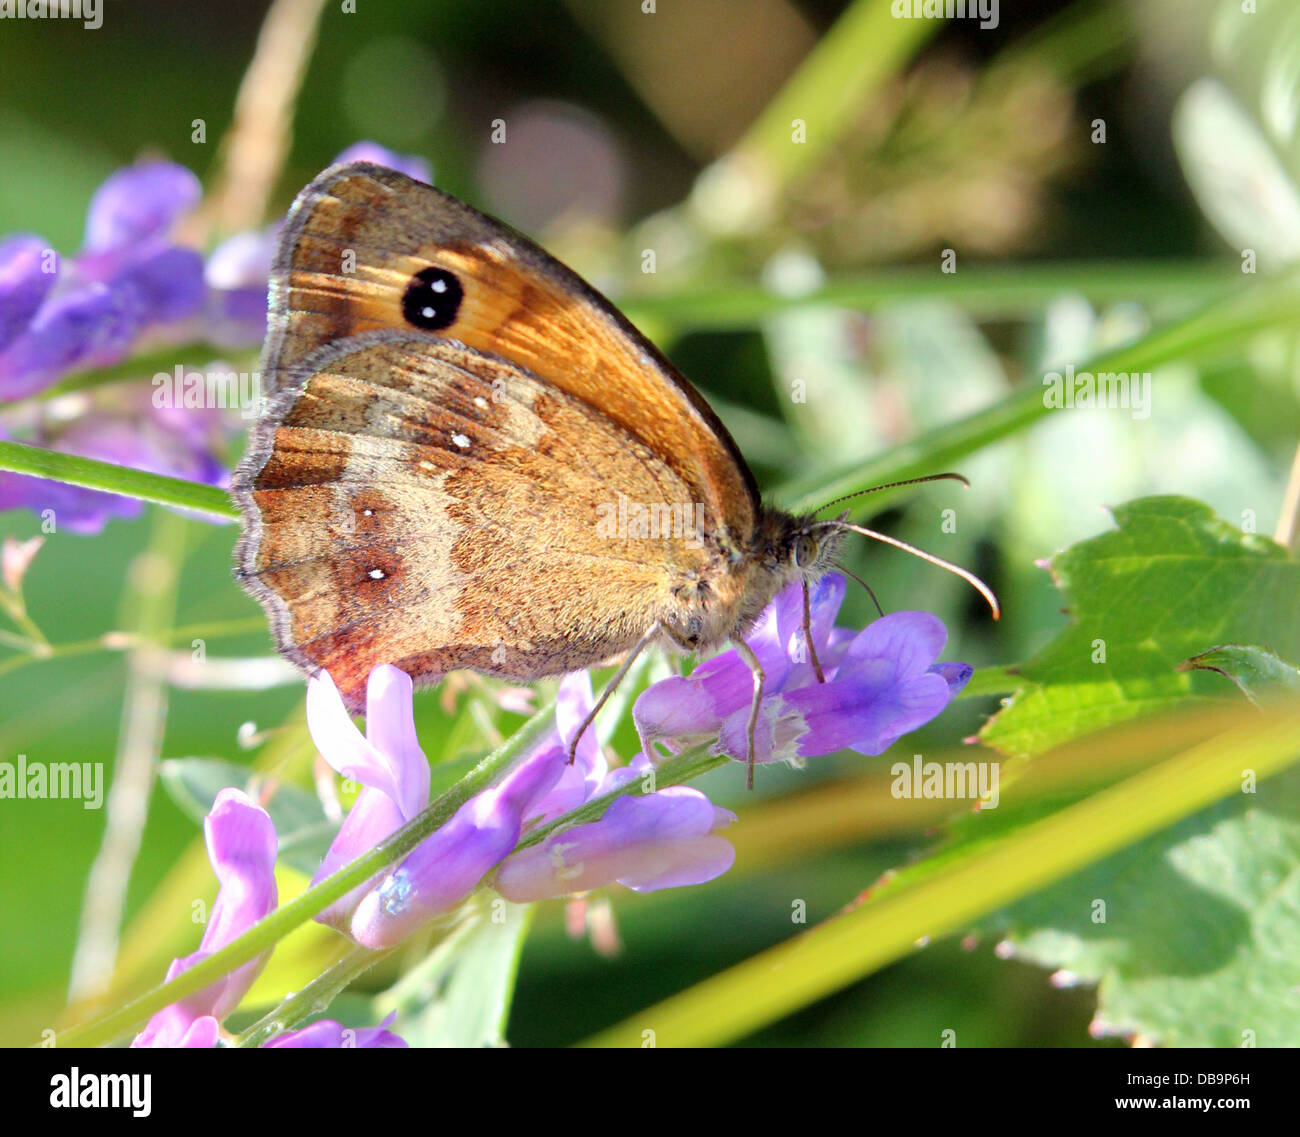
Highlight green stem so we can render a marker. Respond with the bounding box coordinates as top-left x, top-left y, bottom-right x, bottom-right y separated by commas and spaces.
774, 271, 1300, 513
233, 945, 396, 1048
579, 705, 1300, 1047
621, 261, 1240, 332
732, 0, 940, 184
53, 700, 557, 1048
0, 617, 267, 681
0, 441, 237, 522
